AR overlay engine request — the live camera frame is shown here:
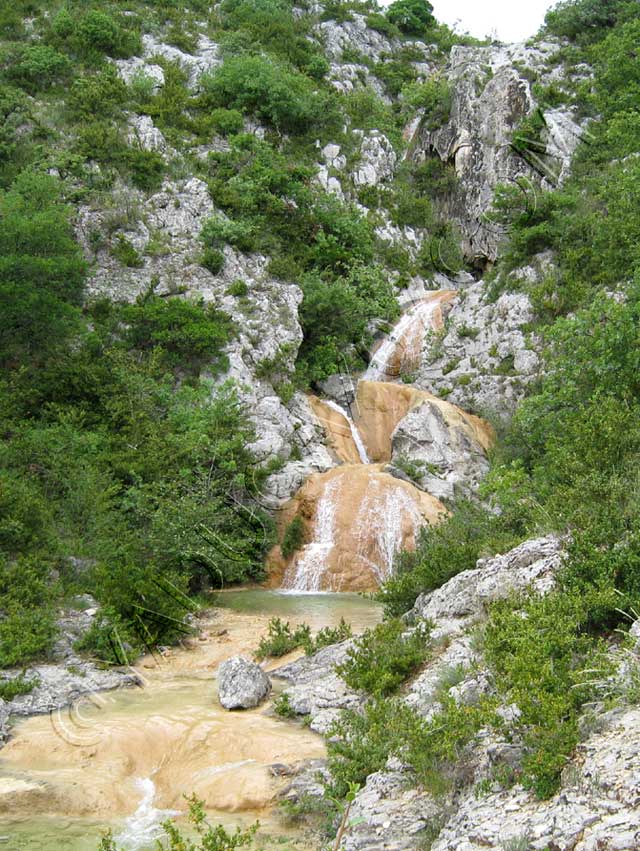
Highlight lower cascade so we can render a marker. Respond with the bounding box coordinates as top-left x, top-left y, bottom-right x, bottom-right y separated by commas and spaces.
270, 291, 494, 592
